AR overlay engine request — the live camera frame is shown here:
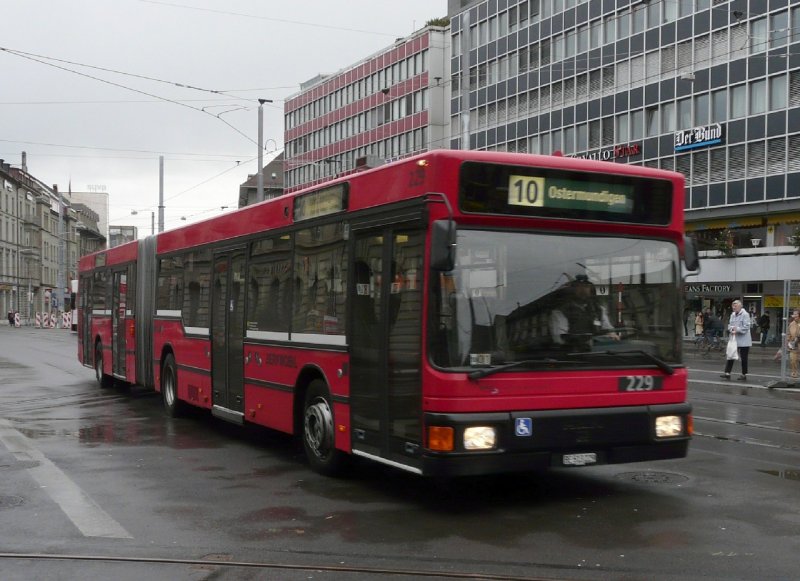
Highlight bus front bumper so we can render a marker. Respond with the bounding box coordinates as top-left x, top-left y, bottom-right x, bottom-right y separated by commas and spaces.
420, 403, 691, 478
